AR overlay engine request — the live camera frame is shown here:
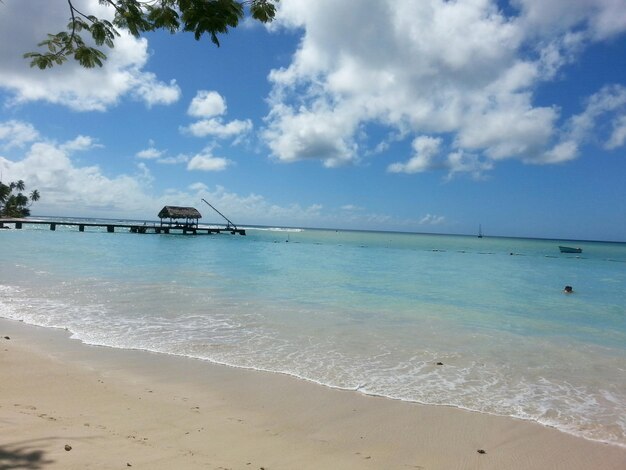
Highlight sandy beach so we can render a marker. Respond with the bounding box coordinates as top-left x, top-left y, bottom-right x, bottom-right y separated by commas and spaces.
1, 318, 624, 470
